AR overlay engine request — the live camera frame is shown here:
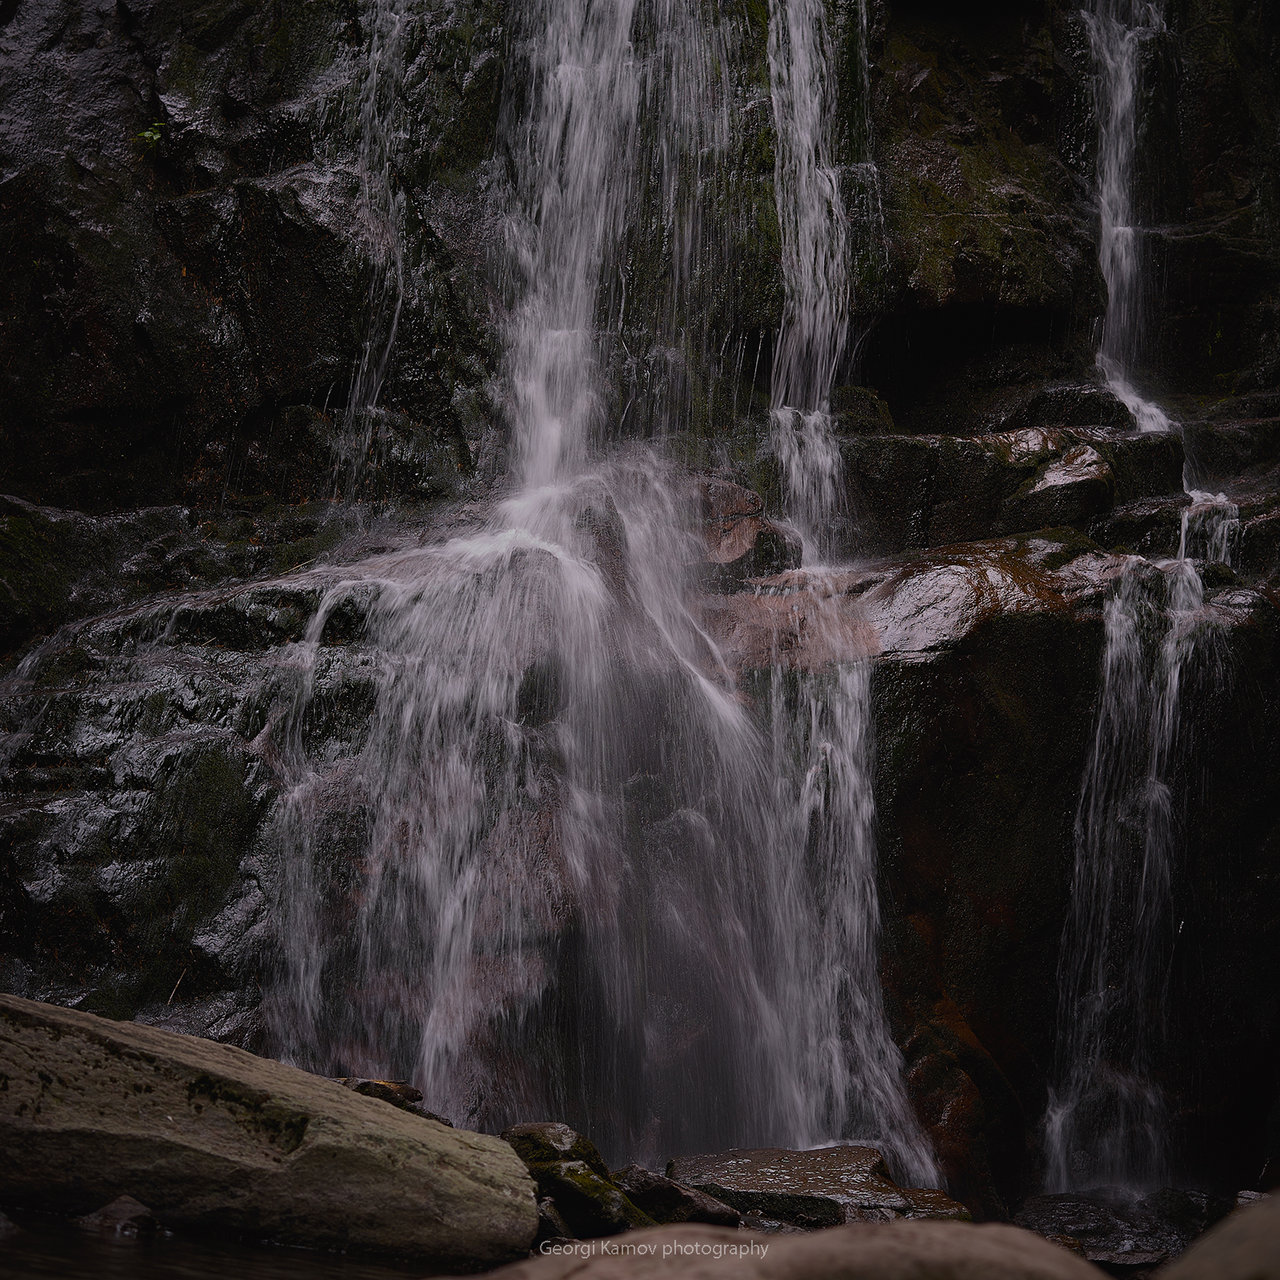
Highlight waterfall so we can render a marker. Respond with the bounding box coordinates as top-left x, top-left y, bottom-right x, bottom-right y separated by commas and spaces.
1044, 0, 1240, 1192
268, 0, 934, 1182
335, 0, 408, 494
